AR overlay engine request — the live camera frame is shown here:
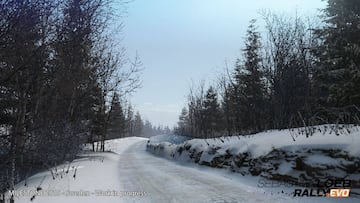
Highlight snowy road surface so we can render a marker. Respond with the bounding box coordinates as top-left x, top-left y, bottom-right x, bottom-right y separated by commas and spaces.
110, 138, 289, 203
11, 137, 356, 203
